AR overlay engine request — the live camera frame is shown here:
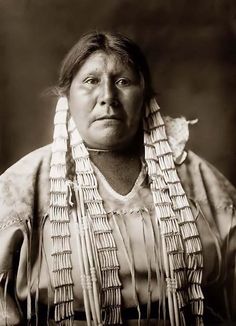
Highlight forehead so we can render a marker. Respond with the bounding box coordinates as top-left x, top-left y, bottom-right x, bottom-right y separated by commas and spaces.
76, 51, 136, 76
